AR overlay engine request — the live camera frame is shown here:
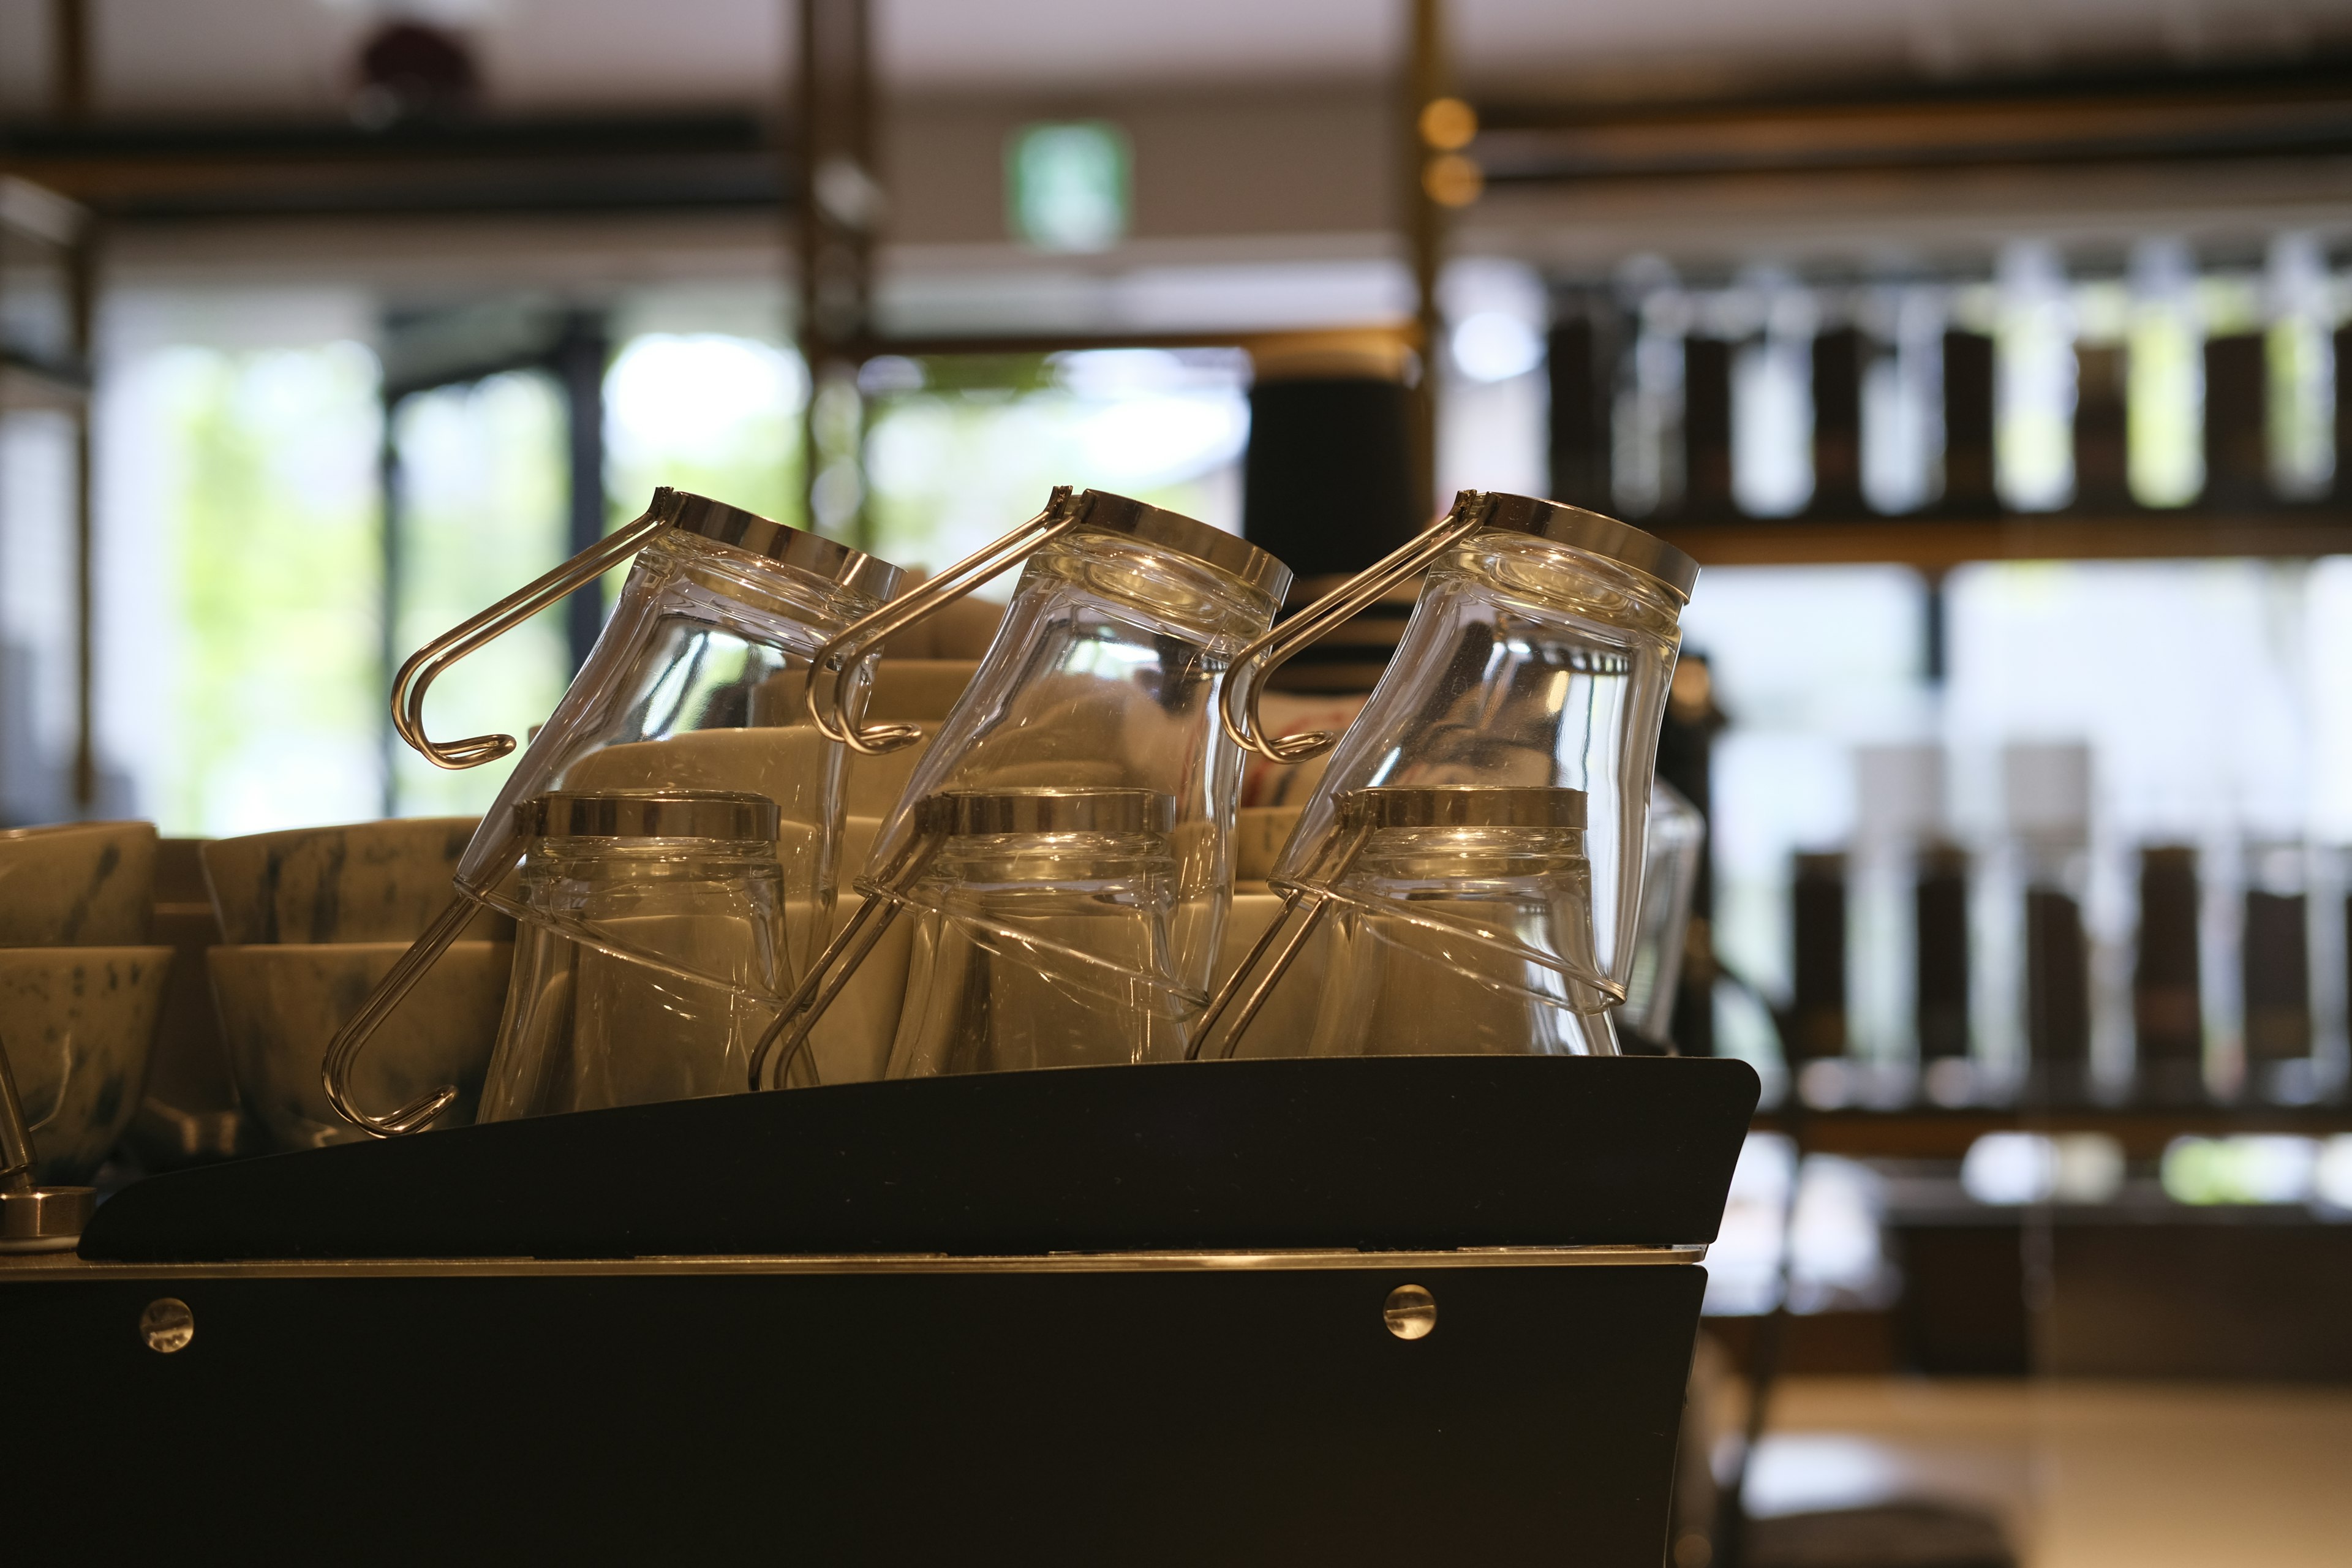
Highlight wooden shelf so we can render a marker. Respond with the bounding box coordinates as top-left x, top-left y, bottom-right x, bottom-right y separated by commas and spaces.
1655, 510, 2352, 570
1753, 1103, 2352, 1161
